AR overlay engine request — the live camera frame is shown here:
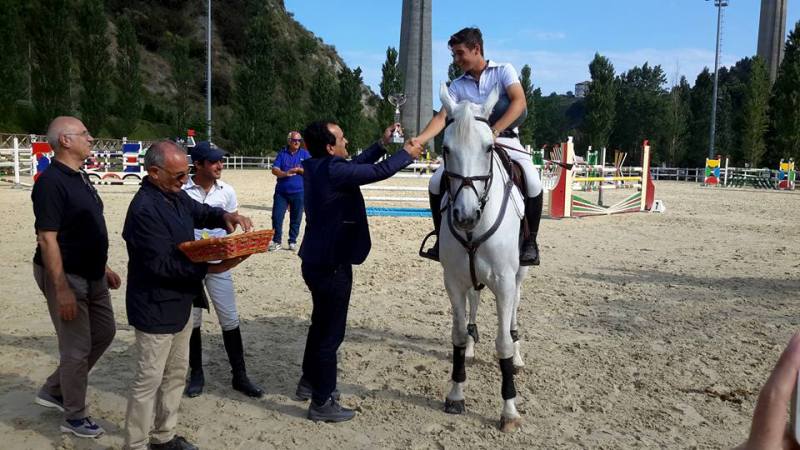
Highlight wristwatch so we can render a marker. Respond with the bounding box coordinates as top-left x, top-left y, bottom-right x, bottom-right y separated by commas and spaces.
491, 128, 500, 139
